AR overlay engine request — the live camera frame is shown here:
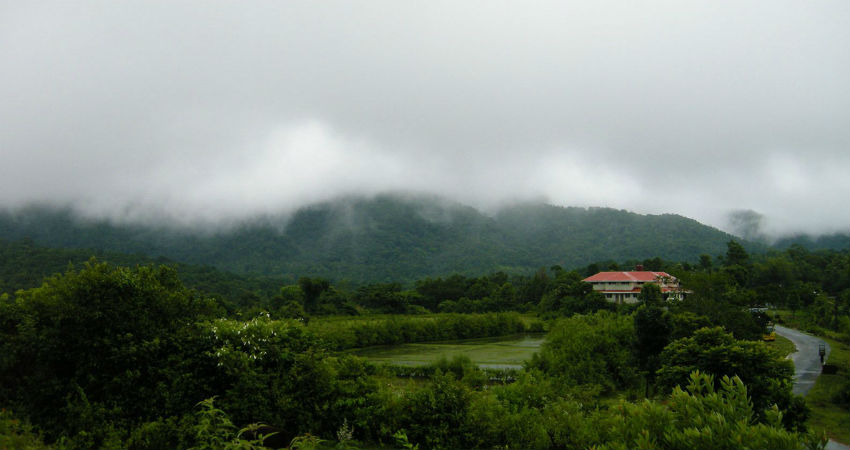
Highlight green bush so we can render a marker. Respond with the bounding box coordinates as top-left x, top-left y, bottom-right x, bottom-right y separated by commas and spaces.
402, 371, 471, 450
0, 261, 218, 441
311, 313, 529, 350
127, 416, 193, 450
530, 310, 638, 392
595, 371, 826, 450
